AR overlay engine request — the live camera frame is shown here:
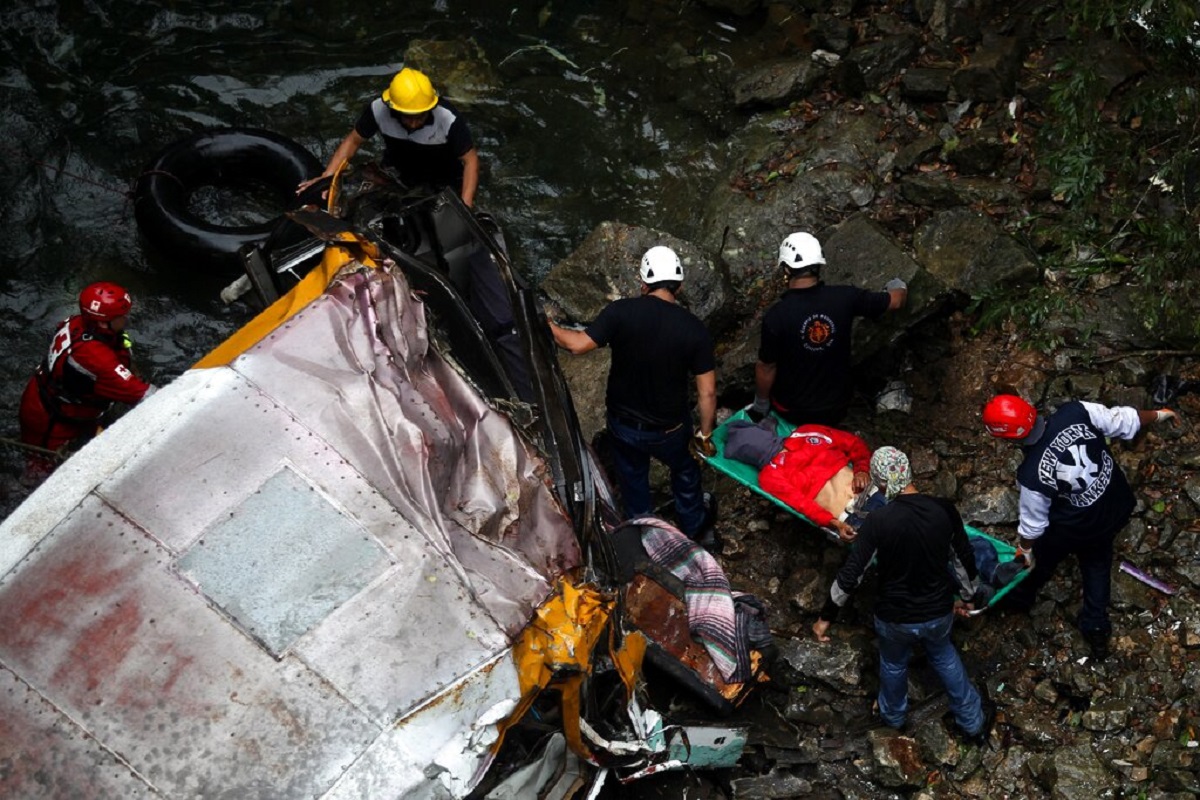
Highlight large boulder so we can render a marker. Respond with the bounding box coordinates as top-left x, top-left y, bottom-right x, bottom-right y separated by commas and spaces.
540, 221, 724, 324
701, 110, 889, 313
912, 207, 1039, 296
